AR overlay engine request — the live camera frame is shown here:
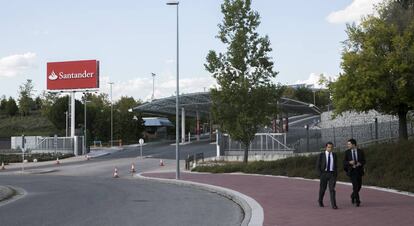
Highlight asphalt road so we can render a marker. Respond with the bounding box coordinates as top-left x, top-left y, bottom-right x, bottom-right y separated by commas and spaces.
0, 141, 243, 226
